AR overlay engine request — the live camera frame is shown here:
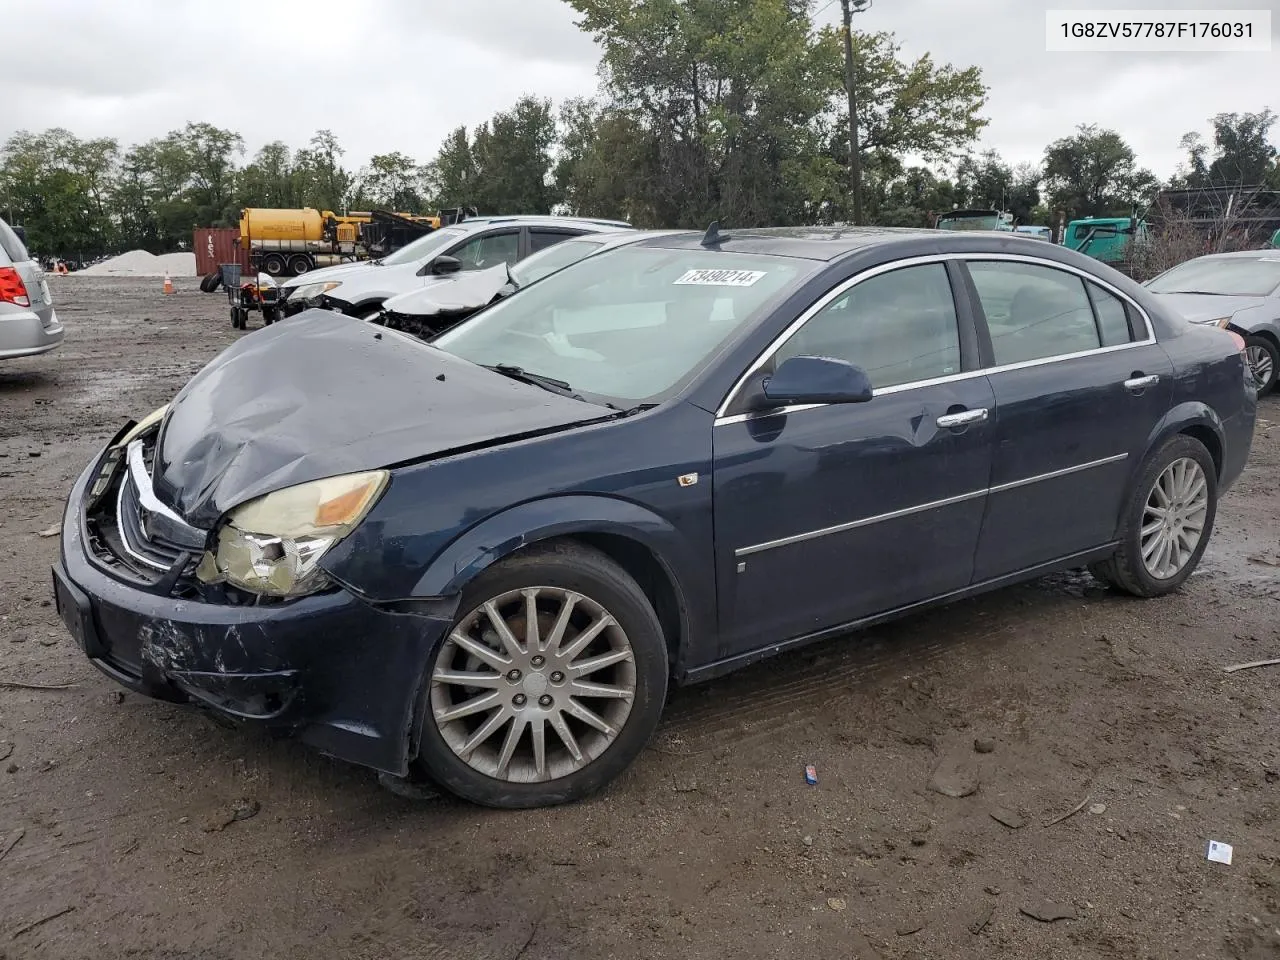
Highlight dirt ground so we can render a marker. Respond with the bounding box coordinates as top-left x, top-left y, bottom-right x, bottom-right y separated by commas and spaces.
1, 276, 1278, 960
